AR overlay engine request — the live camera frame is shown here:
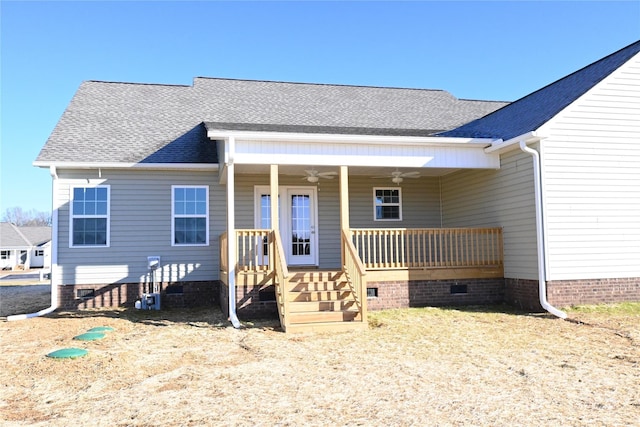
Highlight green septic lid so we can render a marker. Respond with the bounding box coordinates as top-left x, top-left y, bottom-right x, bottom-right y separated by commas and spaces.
87, 326, 115, 332
73, 332, 106, 341
47, 348, 89, 359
